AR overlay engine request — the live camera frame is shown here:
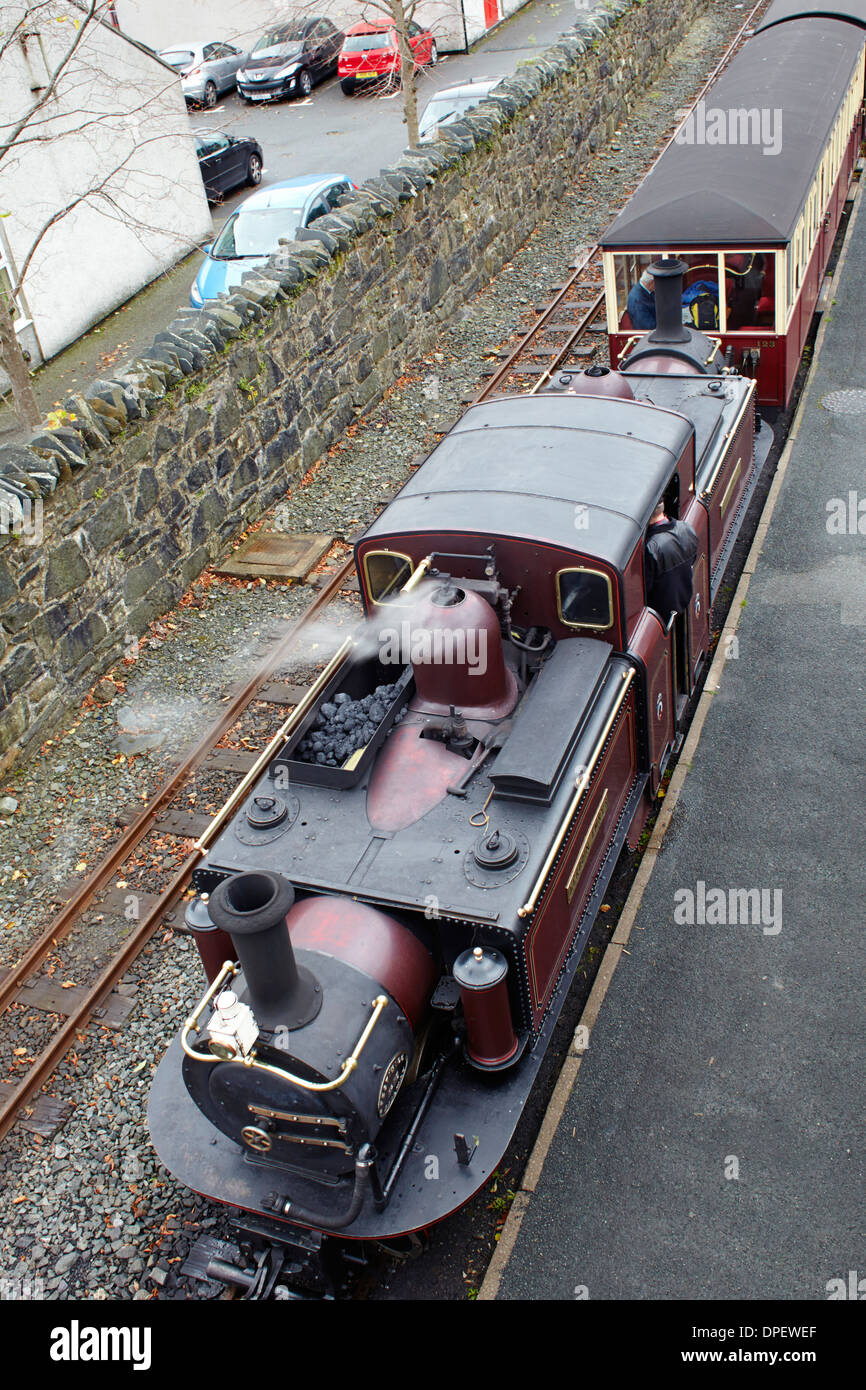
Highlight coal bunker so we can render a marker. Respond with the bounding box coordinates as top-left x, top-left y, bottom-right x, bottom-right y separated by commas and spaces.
294, 683, 404, 767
